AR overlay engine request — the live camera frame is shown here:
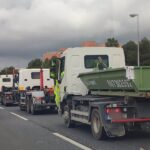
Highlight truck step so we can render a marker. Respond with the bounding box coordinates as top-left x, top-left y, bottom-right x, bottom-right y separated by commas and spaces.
71, 110, 88, 116
71, 116, 90, 125
71, 110, 90, 125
